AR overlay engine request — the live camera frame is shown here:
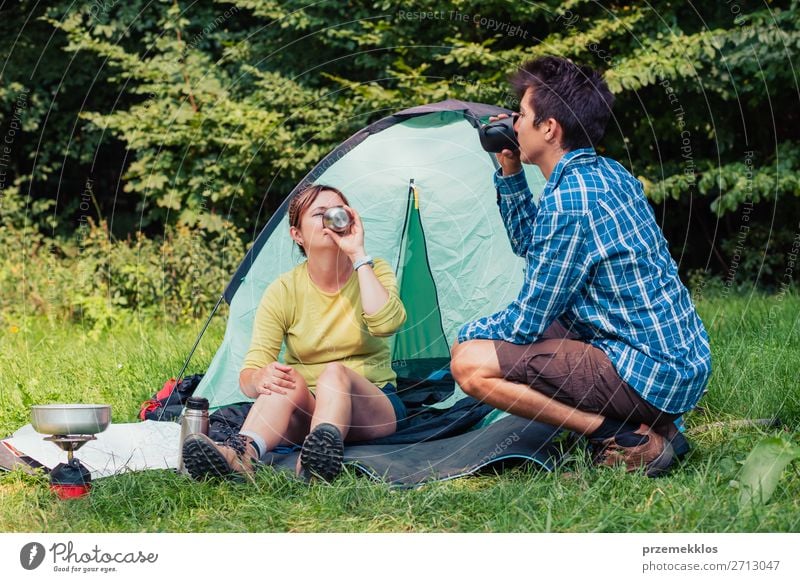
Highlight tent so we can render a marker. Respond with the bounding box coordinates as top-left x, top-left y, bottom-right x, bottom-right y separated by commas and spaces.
193, 99, 545, 410
185, 100, 562, 484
